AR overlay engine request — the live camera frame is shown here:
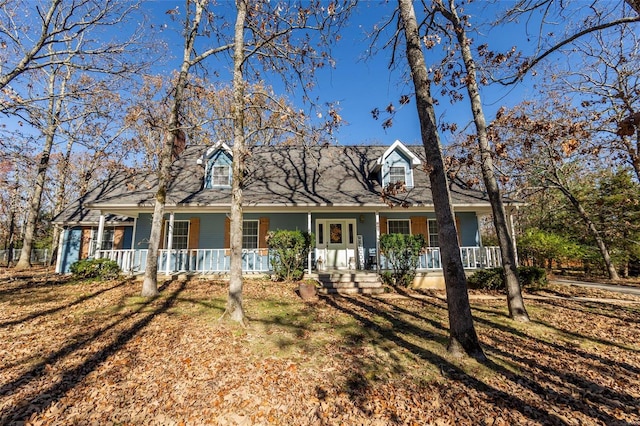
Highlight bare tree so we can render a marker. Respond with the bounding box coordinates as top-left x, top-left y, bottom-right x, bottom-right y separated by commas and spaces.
433, 0, 529, 322
13, 58, 69, 270
396, 0, 485, 360
548, 25, 640, 182
140, 1, 232, 297
497, 0, 639, 85
0, 0, 144, 92
217, 0, 352, 323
